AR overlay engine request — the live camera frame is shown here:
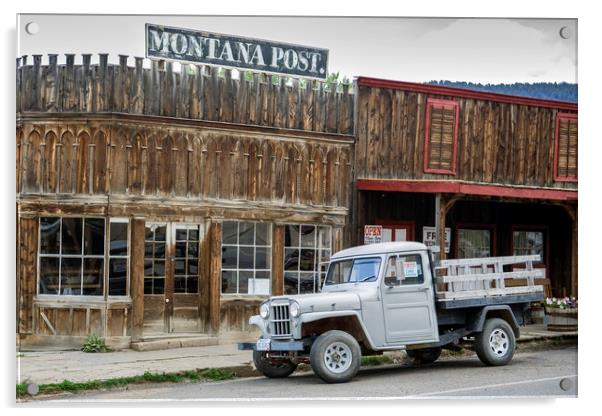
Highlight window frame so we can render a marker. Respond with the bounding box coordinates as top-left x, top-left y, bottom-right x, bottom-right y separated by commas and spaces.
553, 112, 578, 182
423, 98, 460, 175
37, 216, 131, 300
383, 252, 425, 287
220, 220, 273, 296
107, 217, 131, 299
283, 224, 332, 294
510, 225, 549, 267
